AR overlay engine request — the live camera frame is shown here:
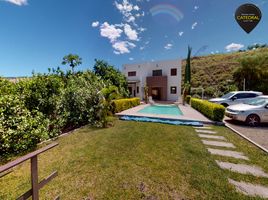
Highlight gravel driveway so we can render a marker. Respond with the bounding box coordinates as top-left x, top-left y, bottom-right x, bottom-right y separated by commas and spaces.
225, 118, 268, 150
